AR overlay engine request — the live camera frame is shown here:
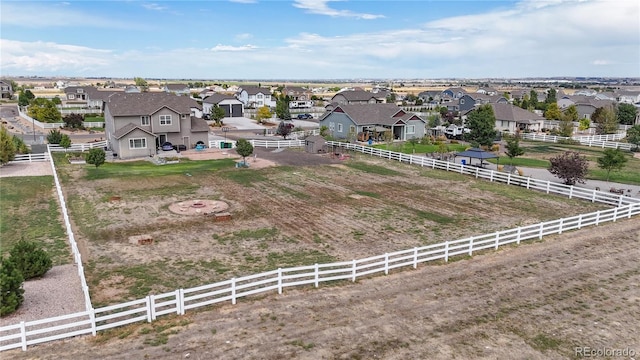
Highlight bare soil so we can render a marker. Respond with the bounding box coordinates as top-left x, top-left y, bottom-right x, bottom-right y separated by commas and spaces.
7, 219, 639, 359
